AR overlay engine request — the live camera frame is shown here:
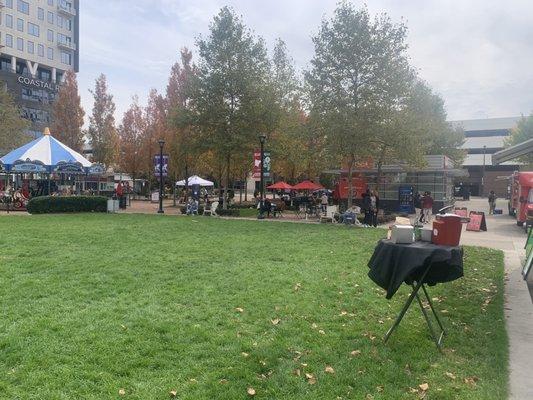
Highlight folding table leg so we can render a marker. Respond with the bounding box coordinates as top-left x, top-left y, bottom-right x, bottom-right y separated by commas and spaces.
421, 284, 446, 336
383, 278, 425, 344
414, 285, 444, 352
383, 265, 432, 345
